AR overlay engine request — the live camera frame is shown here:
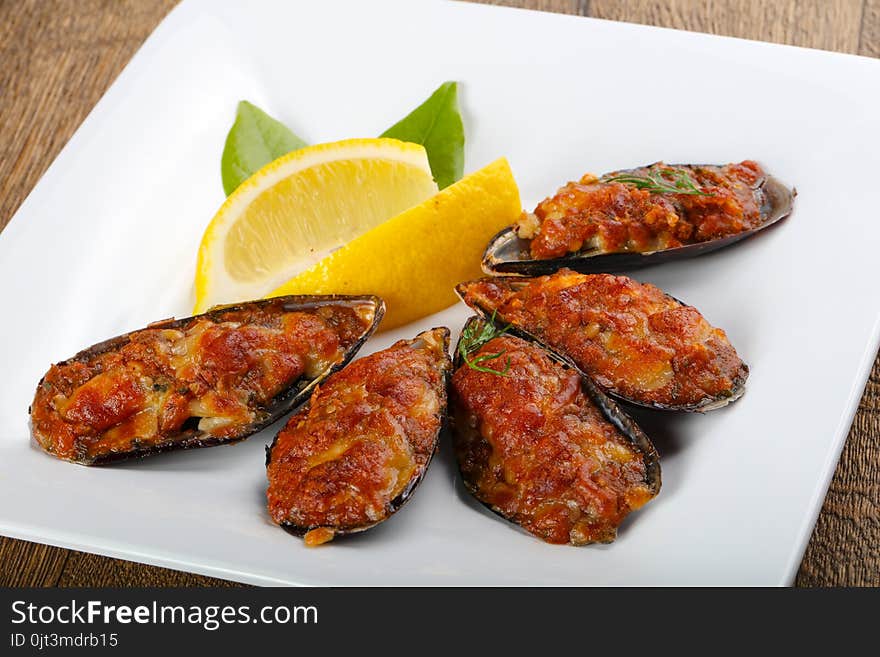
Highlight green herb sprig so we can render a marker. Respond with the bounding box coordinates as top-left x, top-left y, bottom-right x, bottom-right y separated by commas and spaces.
458, 313, 512, 377
381, 81, 464, 190
602, 168, 713, 196
221, 101, 308, 197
